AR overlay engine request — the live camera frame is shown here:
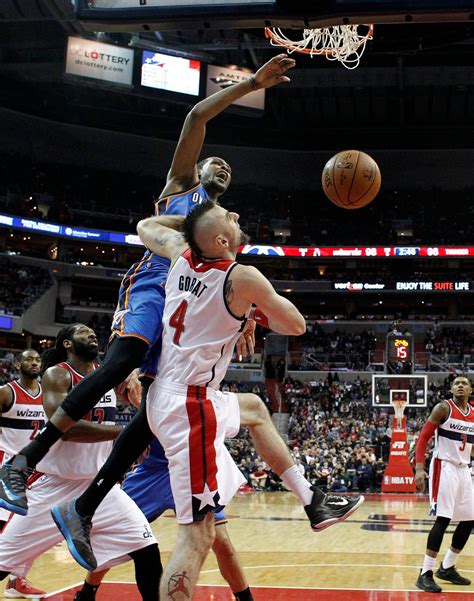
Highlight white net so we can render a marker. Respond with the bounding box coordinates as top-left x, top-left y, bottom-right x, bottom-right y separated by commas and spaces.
265, 25, 374, 70
392, 399, 407, 430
